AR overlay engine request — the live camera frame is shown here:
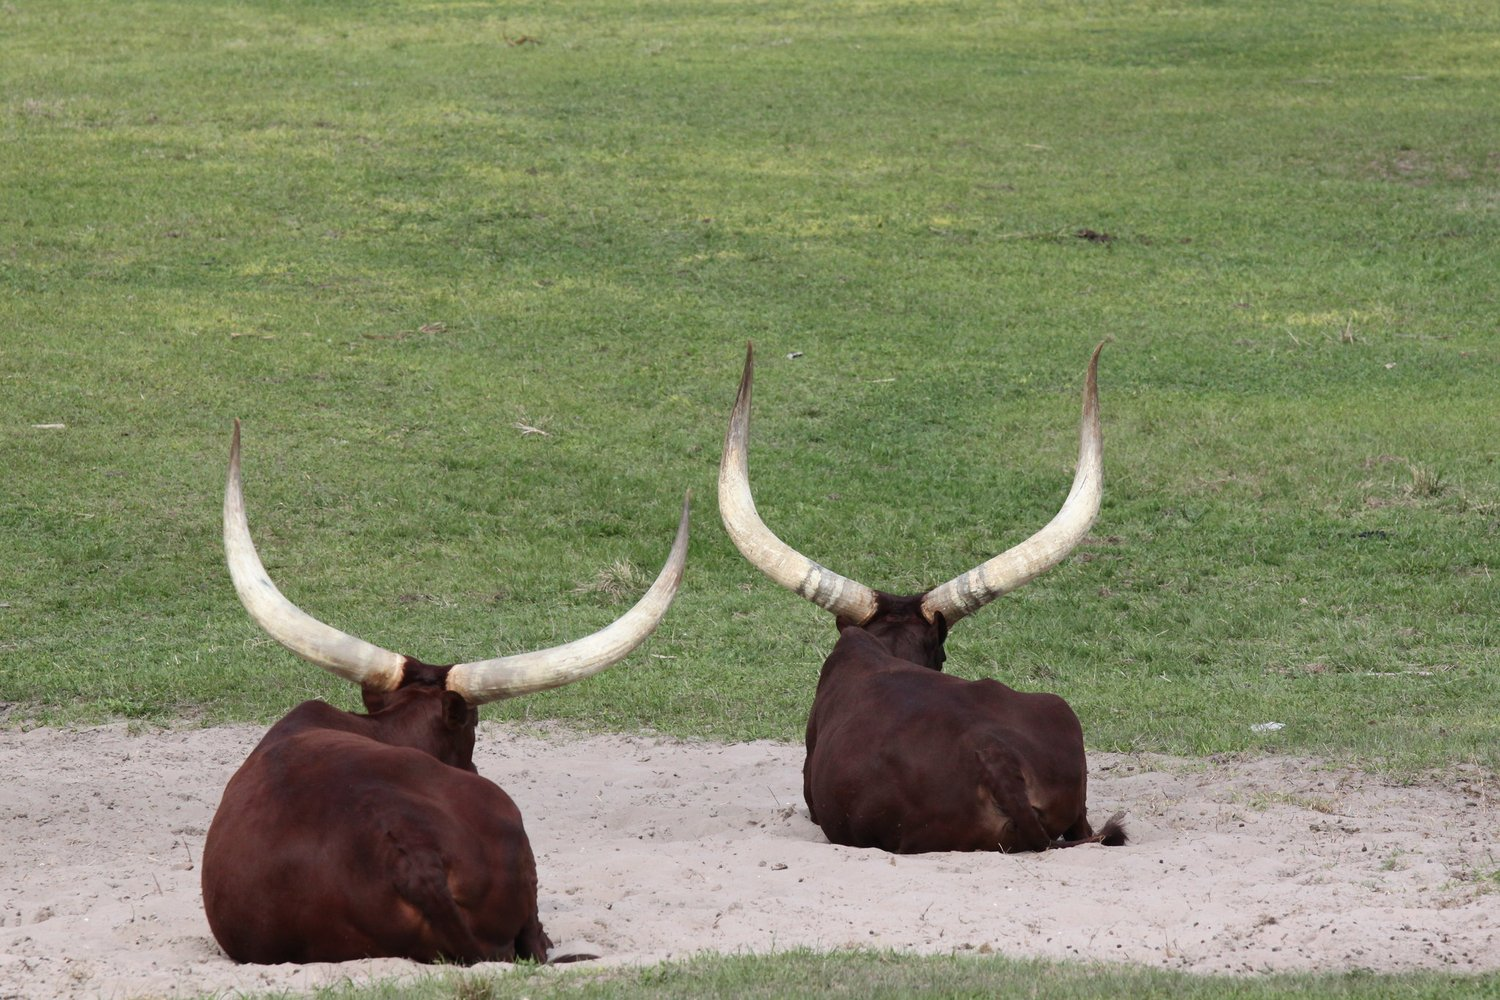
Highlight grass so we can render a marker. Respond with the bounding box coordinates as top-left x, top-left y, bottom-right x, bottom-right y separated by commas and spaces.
3, 0, 1495, 765
262, 951, 1500, 999
1, 1, 1497, 990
